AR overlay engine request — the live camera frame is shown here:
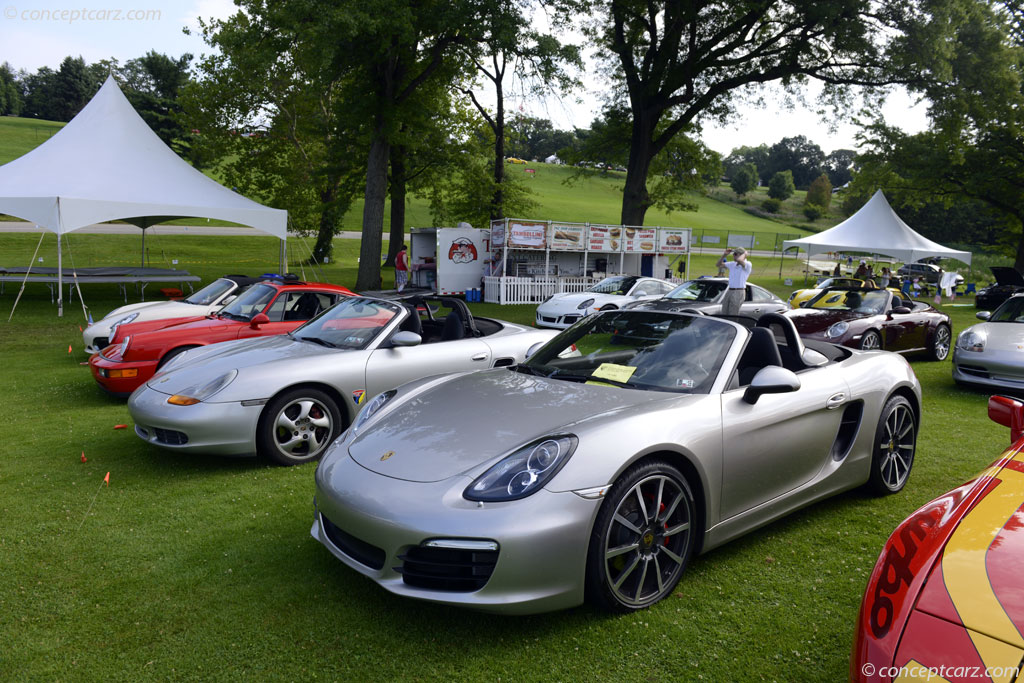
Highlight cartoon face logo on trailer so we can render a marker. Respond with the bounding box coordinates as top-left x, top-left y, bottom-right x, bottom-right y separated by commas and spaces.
448, 238, 478, 264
